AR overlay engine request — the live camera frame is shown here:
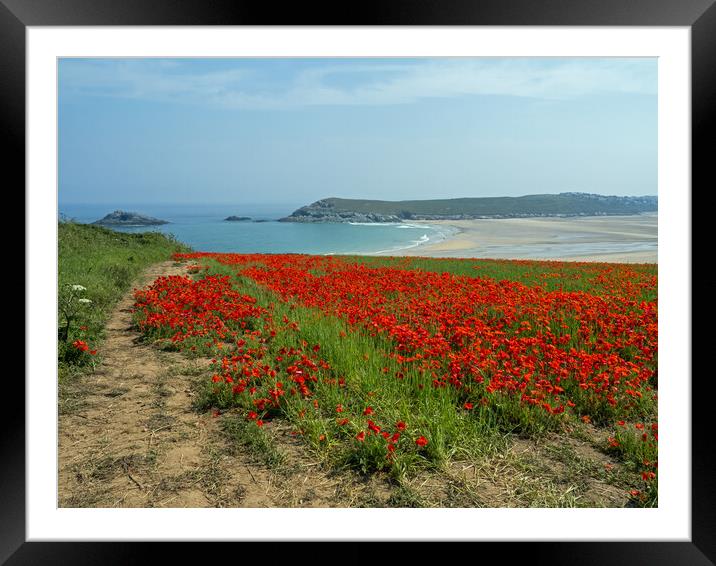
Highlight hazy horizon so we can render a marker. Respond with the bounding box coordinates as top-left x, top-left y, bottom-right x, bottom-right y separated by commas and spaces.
59, 190, 658, 210
59, 57, 657, 206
